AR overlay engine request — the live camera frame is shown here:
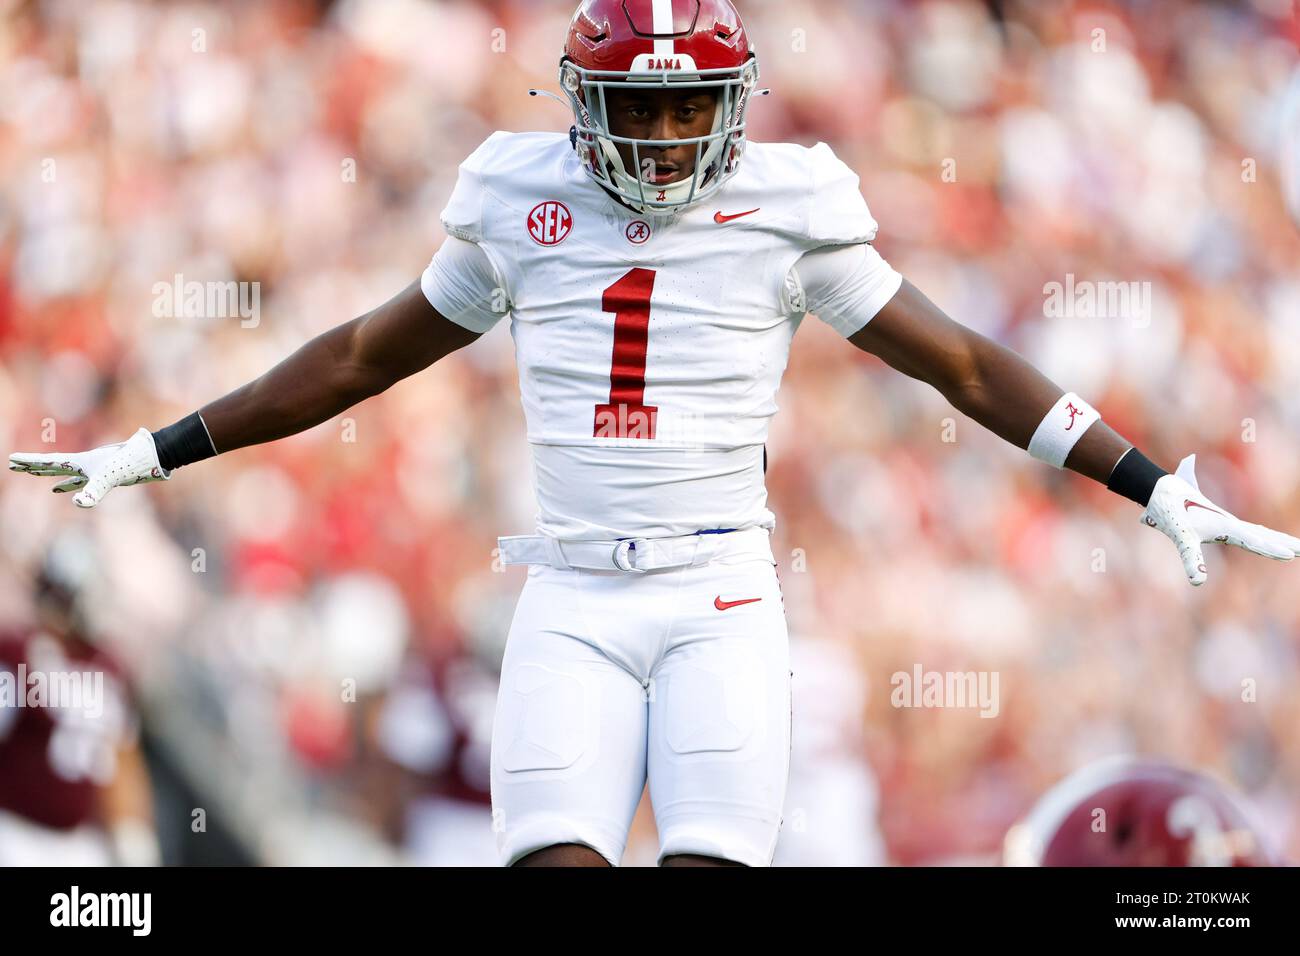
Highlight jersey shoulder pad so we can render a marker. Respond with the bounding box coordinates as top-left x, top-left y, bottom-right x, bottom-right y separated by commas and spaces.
741, 141, 879, 250
441, 131, 575, 243
805, 141, 879, 247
